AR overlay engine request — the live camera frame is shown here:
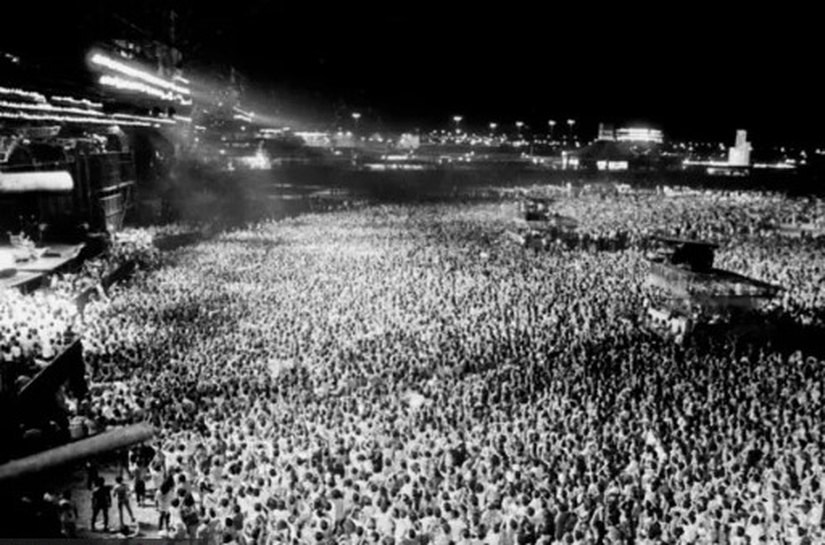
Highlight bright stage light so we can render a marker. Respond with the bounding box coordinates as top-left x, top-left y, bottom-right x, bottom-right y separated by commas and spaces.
91, 53, 190, 95
99, 75, 187, 104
